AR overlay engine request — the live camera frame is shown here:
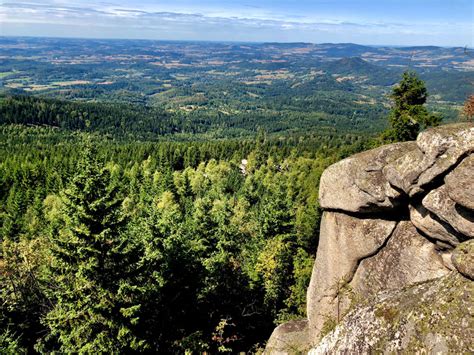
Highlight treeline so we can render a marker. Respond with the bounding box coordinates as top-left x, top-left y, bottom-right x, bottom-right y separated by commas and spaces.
0, 95, 184, 137
0, 94, 387, 139
0, 126, 371, 353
